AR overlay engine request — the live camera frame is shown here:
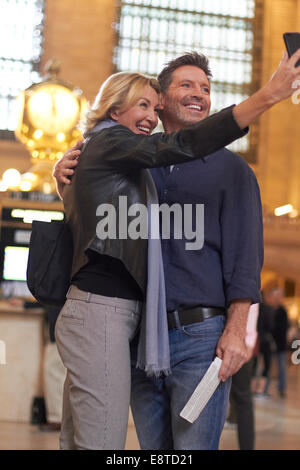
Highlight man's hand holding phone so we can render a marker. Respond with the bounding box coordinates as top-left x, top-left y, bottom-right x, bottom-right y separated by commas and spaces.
284, 32, 300, 67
